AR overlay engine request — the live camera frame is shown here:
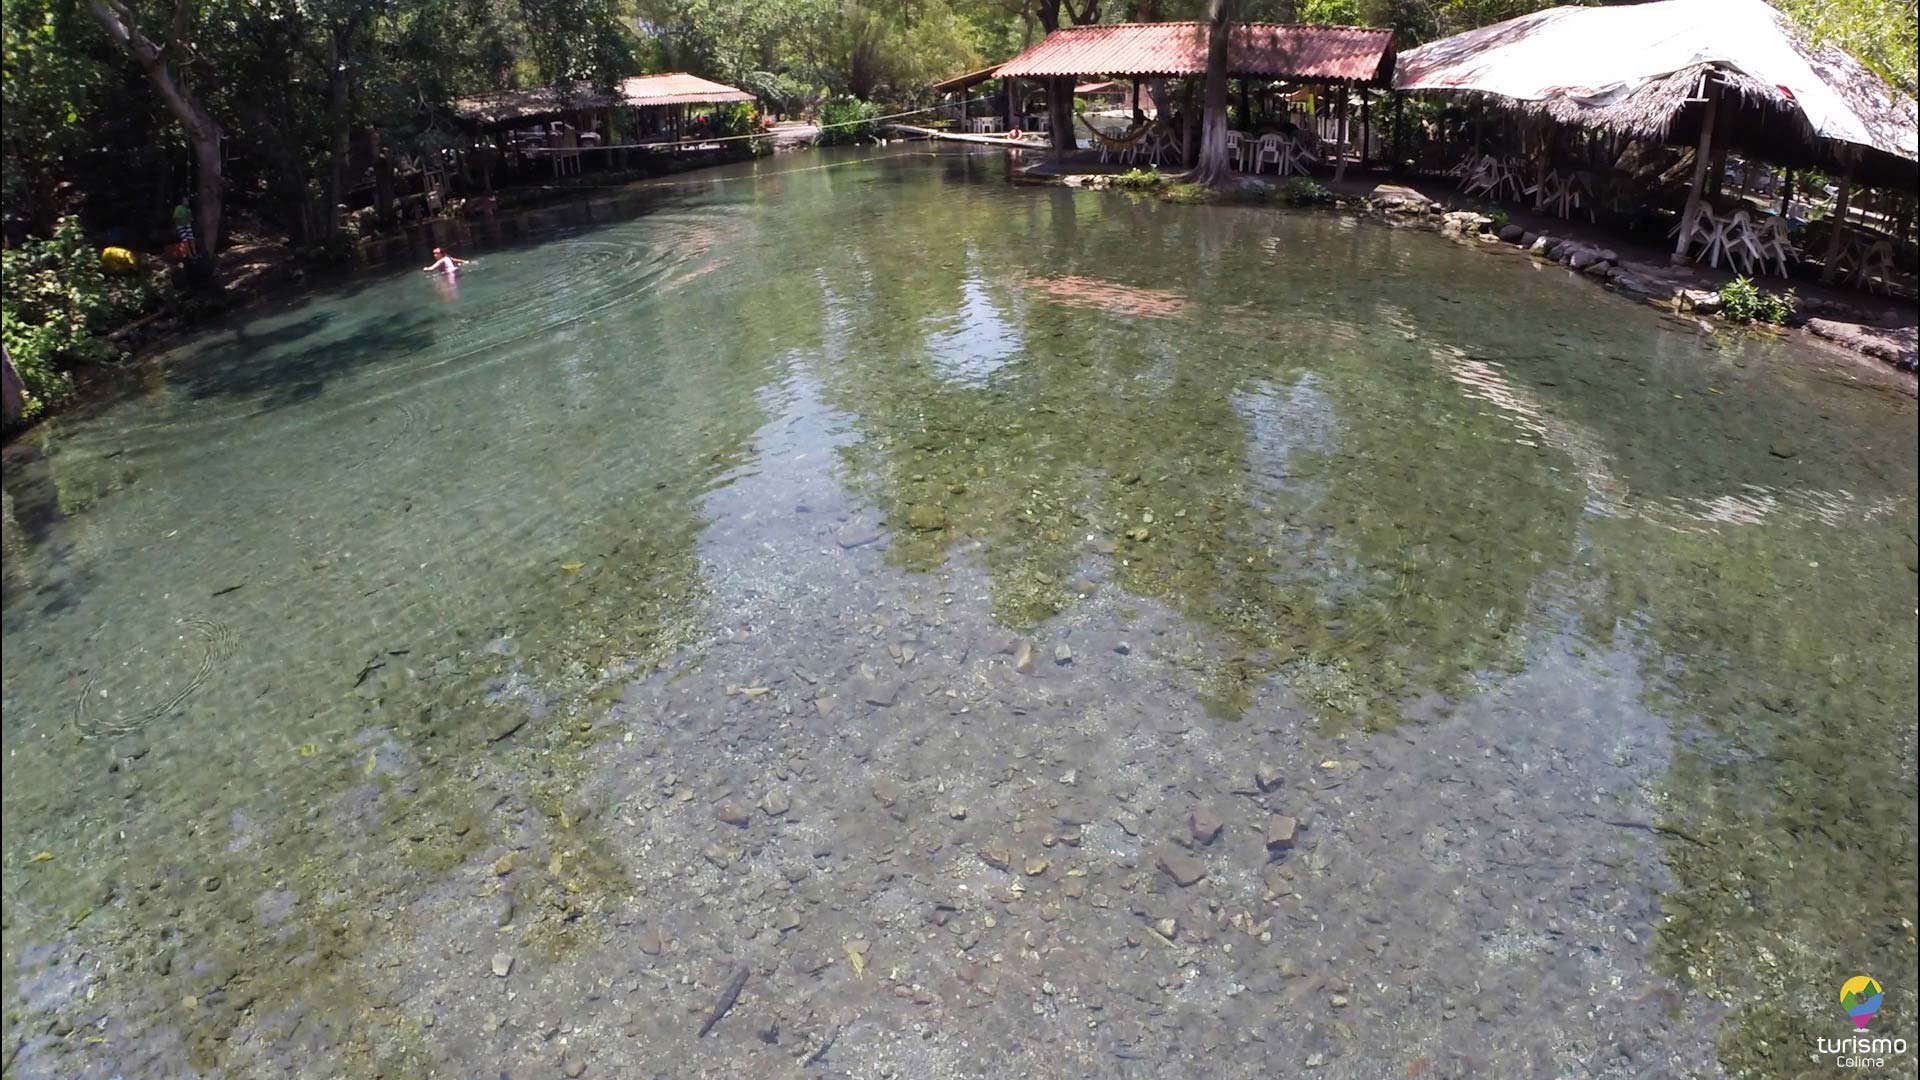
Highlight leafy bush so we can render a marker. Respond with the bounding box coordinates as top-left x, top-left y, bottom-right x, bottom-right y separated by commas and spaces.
1718, 276, 1796, 325
817, 97, 881, 146
1281, 177, 1332, 205
1112, 168, 1171, 192
1, 216, 164, 423
1487, 209, 1510, 229
738, 70, 811, 117
714, 101, 760, 139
